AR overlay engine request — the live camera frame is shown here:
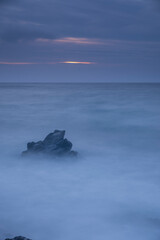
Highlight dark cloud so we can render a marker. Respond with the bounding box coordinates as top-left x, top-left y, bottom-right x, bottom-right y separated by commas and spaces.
0, 0, 18, 5
0, 0, 160, 83
153, 0, 160, 9
0, 0, 10, 4
0, 0, 160, 43
154, 0, 160, 5
1, 29, 55, 42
